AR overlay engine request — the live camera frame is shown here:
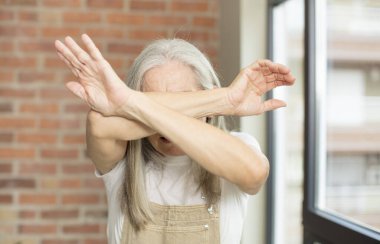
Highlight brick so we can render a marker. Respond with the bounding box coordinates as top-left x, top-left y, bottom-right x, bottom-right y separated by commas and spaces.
0, 118, 36, 128
85, 28, 124, 38
128, 30, 167, 40
41, 209, 79, 219
42, 27, 81, 37
171, 2, 208, 12
0, 148, 35, 158
0, 41, 14, 52
84, 209, 107, 218
149, 16, 187, 26
64, 103, 90, 113
0, 57, 37, 68
39, 119, 80, 129
108, 43, 143, 54
0, 179, 35, 189
19, 210, 36, 219
87, 0, 123, 8
63, 134, 85, 144
0, 0, 37, 6
40, 178, 58, 189
18, 133, 57, 144
39, 11, 60, 24
0, 163, 12, 173
62, 224, 100, 233
177, 30, 211, 41
83, 178, 104, 188
60, 179, 81, 188
20, 103, 59, 113
41, 241, 78, 244
0, 132, 13, 143
41, 149, 78, 159
0, 88, 35, 98
19, 224, 57, 234
42, 0, 81, 7
40, 88, 75, 99
63, 12, 101, 23
107, 13, 145, 25
0, 194, 13, 204
0, 208, 17, 221
84, 239, 107, 244
0, 26, 37, 37
130, 0, 166, 11
44, 57, 65, 68
0, 10, 14, 21
0, 103, 13, 113
62, 194, 99, 204
19, 71, 55, 83
0, 71, 13, 82
18, 11, 38, 21
19, 163, 57, 175
19, 194, 57, 204
62, 164, 94, 174
193, 16, 216, 28
107, 58, 124, 69
19, 41, 55, 53
42, 240, 79, 244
